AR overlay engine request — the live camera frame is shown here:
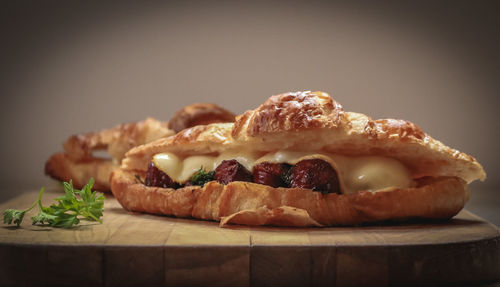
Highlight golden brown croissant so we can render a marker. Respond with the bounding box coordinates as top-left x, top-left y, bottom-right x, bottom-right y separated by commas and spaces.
167, 102, 236, 133
110, 91, 485, 227
45, 153, 118, 191
45, 103, 235, 191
